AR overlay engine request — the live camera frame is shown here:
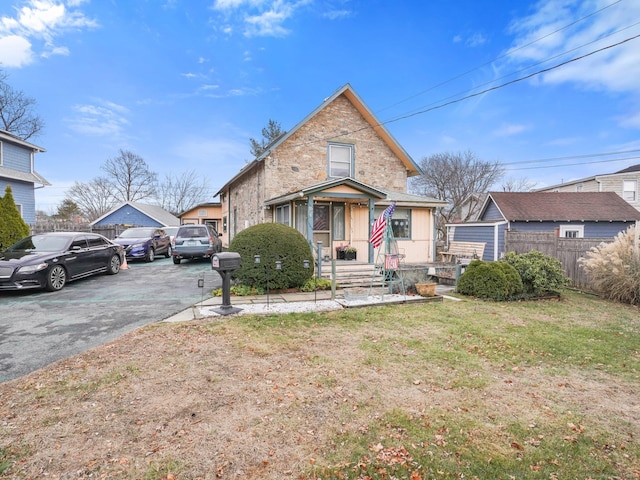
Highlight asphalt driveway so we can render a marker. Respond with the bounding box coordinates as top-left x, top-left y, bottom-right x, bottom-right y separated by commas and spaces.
0, 256, 222, 383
